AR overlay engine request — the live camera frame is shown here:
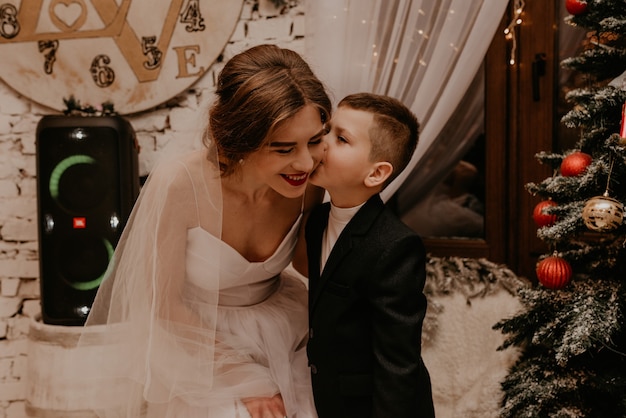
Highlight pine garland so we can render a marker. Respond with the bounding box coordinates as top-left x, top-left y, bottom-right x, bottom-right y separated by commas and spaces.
422, 255, 527, 345
62, 95, 116, 116
425, 255, 526, 300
